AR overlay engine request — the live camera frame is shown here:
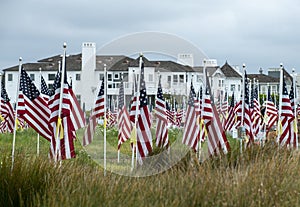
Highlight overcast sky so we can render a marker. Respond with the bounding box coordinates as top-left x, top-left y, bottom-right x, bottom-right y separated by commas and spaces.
1, 0, 300, 73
